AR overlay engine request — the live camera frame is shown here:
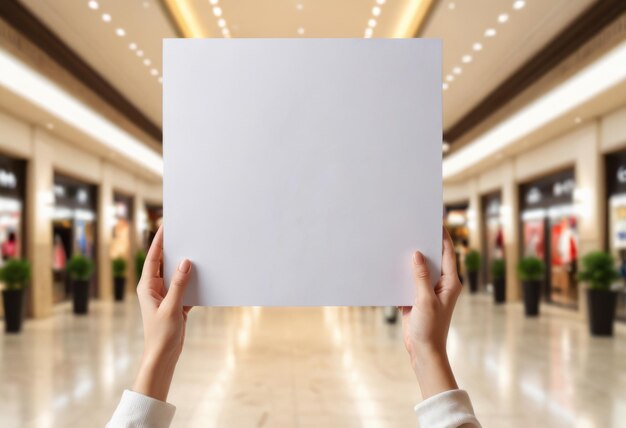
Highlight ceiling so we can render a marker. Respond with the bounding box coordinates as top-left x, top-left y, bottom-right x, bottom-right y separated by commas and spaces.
16, 0, 595, 135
